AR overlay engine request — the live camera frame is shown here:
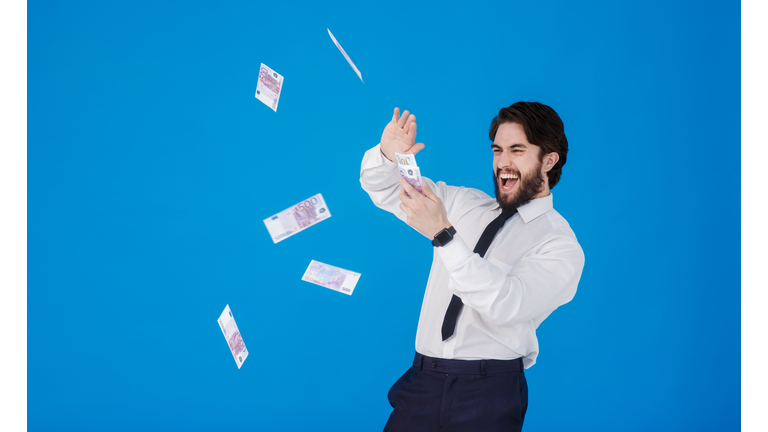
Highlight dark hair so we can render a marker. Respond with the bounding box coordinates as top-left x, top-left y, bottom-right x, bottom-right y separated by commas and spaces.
488, 101, 568, 188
